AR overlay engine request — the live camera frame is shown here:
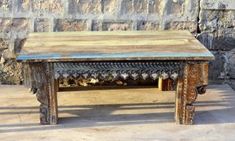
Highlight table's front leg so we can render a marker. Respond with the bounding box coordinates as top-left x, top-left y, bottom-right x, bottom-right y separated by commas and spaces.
175, 62, 208, 125
30, 63, 58, 125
